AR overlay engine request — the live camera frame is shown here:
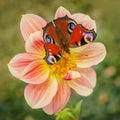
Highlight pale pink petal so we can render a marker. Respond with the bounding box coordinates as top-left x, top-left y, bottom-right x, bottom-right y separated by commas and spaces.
20, 14, 47, 41
24, 76, 58, 109
21, 60, 49, 84
70, 42, 106, 68
8, 53, 39, 79
78, 67, 96, 88
25, 31, 45, 57
43, 80, 71, 115
68, 68, 96, 96
63, 70, 81, 80
54, 6, 71, 19
71, 13, 96, 32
